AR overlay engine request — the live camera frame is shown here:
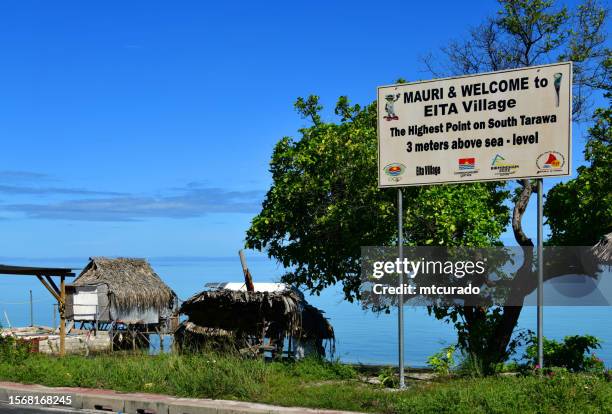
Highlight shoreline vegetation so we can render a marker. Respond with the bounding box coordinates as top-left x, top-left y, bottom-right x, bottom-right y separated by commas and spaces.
0, 351, 609, 413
